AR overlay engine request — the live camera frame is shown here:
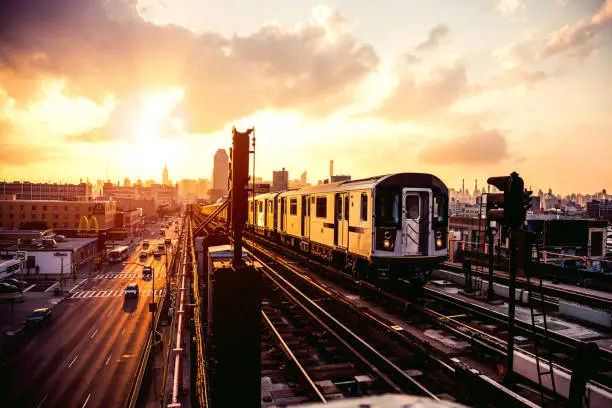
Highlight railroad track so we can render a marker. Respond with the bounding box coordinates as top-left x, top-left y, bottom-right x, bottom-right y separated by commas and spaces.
261, 280, 399, 404
441, 263, 612, 312
246, 238, 542, 408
